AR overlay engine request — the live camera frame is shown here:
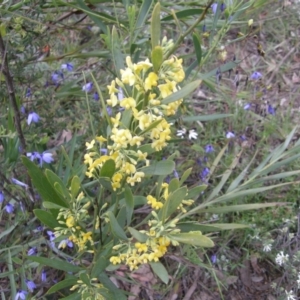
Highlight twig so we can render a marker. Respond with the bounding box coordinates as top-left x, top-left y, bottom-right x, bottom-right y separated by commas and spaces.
164, 0, 214, 59
0, 33, 36, 205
